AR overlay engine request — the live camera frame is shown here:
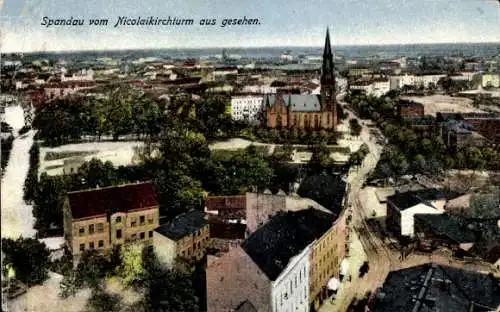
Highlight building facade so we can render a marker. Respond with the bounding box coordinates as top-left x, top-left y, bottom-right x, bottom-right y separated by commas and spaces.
230, 95, 264, 124
266, 29, 337, 131
270, 246, 310, 312
63, 182, 160, 262
154, 211, 210, 266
